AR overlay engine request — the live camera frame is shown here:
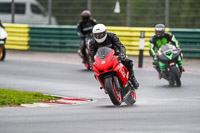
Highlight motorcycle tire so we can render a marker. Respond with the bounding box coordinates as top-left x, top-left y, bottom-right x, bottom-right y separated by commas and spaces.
104, 77, 122, 106
171, 65, 181, 87
168, 80, 175, 86
0, 45, 6, 61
